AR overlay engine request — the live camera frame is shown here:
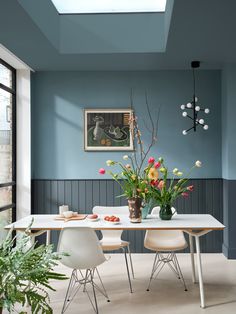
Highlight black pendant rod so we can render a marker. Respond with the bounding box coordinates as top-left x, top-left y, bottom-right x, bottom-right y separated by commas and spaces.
193, 67, 196, 131
191, 61, 200, 132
